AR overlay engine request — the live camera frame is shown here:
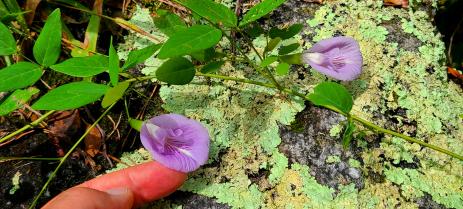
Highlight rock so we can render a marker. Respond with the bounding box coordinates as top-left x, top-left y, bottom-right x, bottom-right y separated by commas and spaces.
279, 104, 365, 190
345, 168, 361, 179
